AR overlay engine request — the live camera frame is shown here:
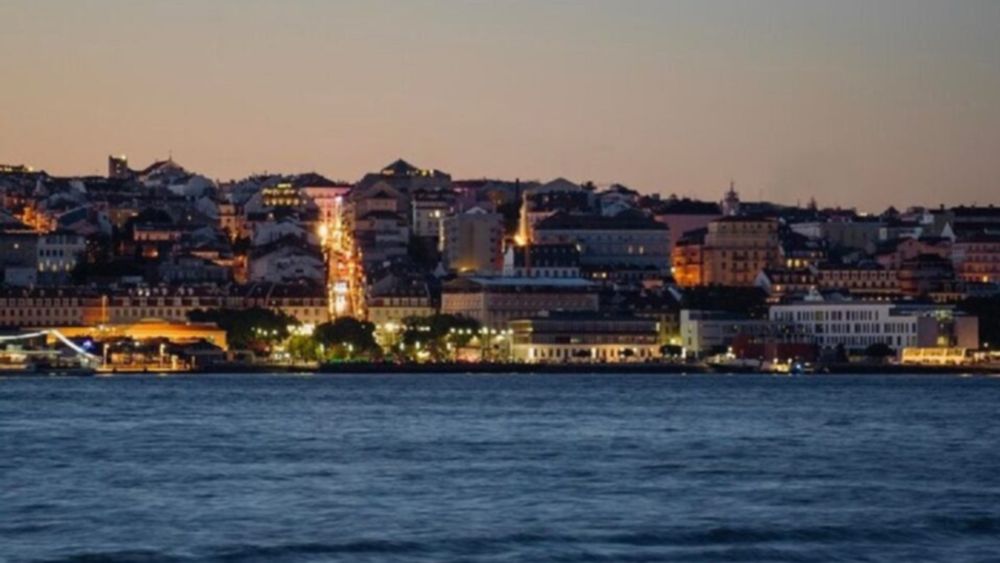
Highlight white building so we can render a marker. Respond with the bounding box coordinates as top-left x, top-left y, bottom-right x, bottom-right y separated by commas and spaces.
510, 313, 660, 364
769, 295, 979, 354
679, 310, 770, 357
37, 231, 85, 275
